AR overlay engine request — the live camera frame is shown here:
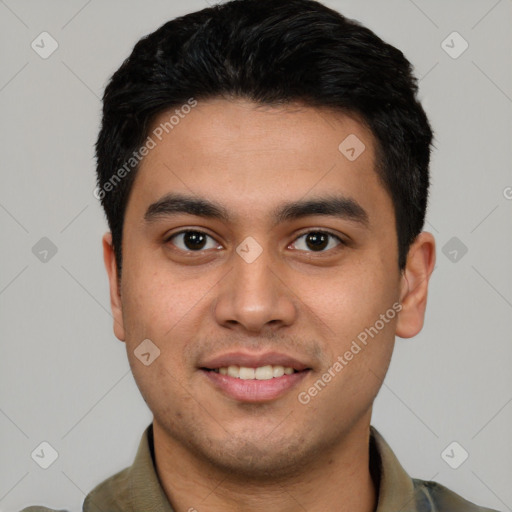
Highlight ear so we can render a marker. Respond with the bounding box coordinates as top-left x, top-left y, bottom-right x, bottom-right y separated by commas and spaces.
102, 232, 126, 342
396, 231, 436, 338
